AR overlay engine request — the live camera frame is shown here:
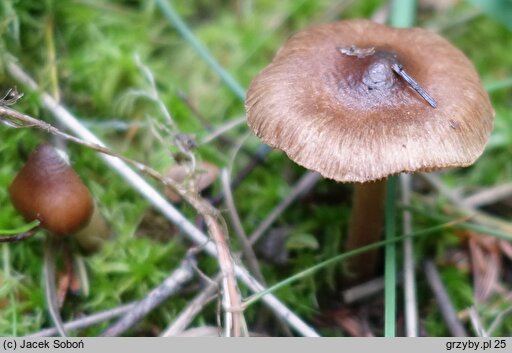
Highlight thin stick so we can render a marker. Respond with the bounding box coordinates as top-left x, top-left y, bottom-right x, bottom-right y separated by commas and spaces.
390, 0, 418, 336
421, 173, 512, 234
424, 260, 468, 337
421, 172, 465, 204
176, 326, 225, 337
176, 91, 215, 129
176, 91, 251, 155
391, 63, 437, 108
249, 171, 322, 246
211, 144, 271, 206
28, 303, 135, 337
133, 54, 177, 131
203, 215, 245, 337
384, 176, 397, 337
341, 272, 404, 304
227, 132, 252, 183
488, 305, 512, 336
464, 183, 512, 208
221, 169, 264, 283
401, 174, 419, 337
101, 259, 195, 336
468, 306, 487, 337
387, 5, 416, 332
223, 138, 293, 336
161, 274, 221, 337
1, 240, 16, 335
201, 116, 247, 145
5, 61, 319, 337
175, 326, 265, 337
0, 231, 36, 243
43, 237, 67, 337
